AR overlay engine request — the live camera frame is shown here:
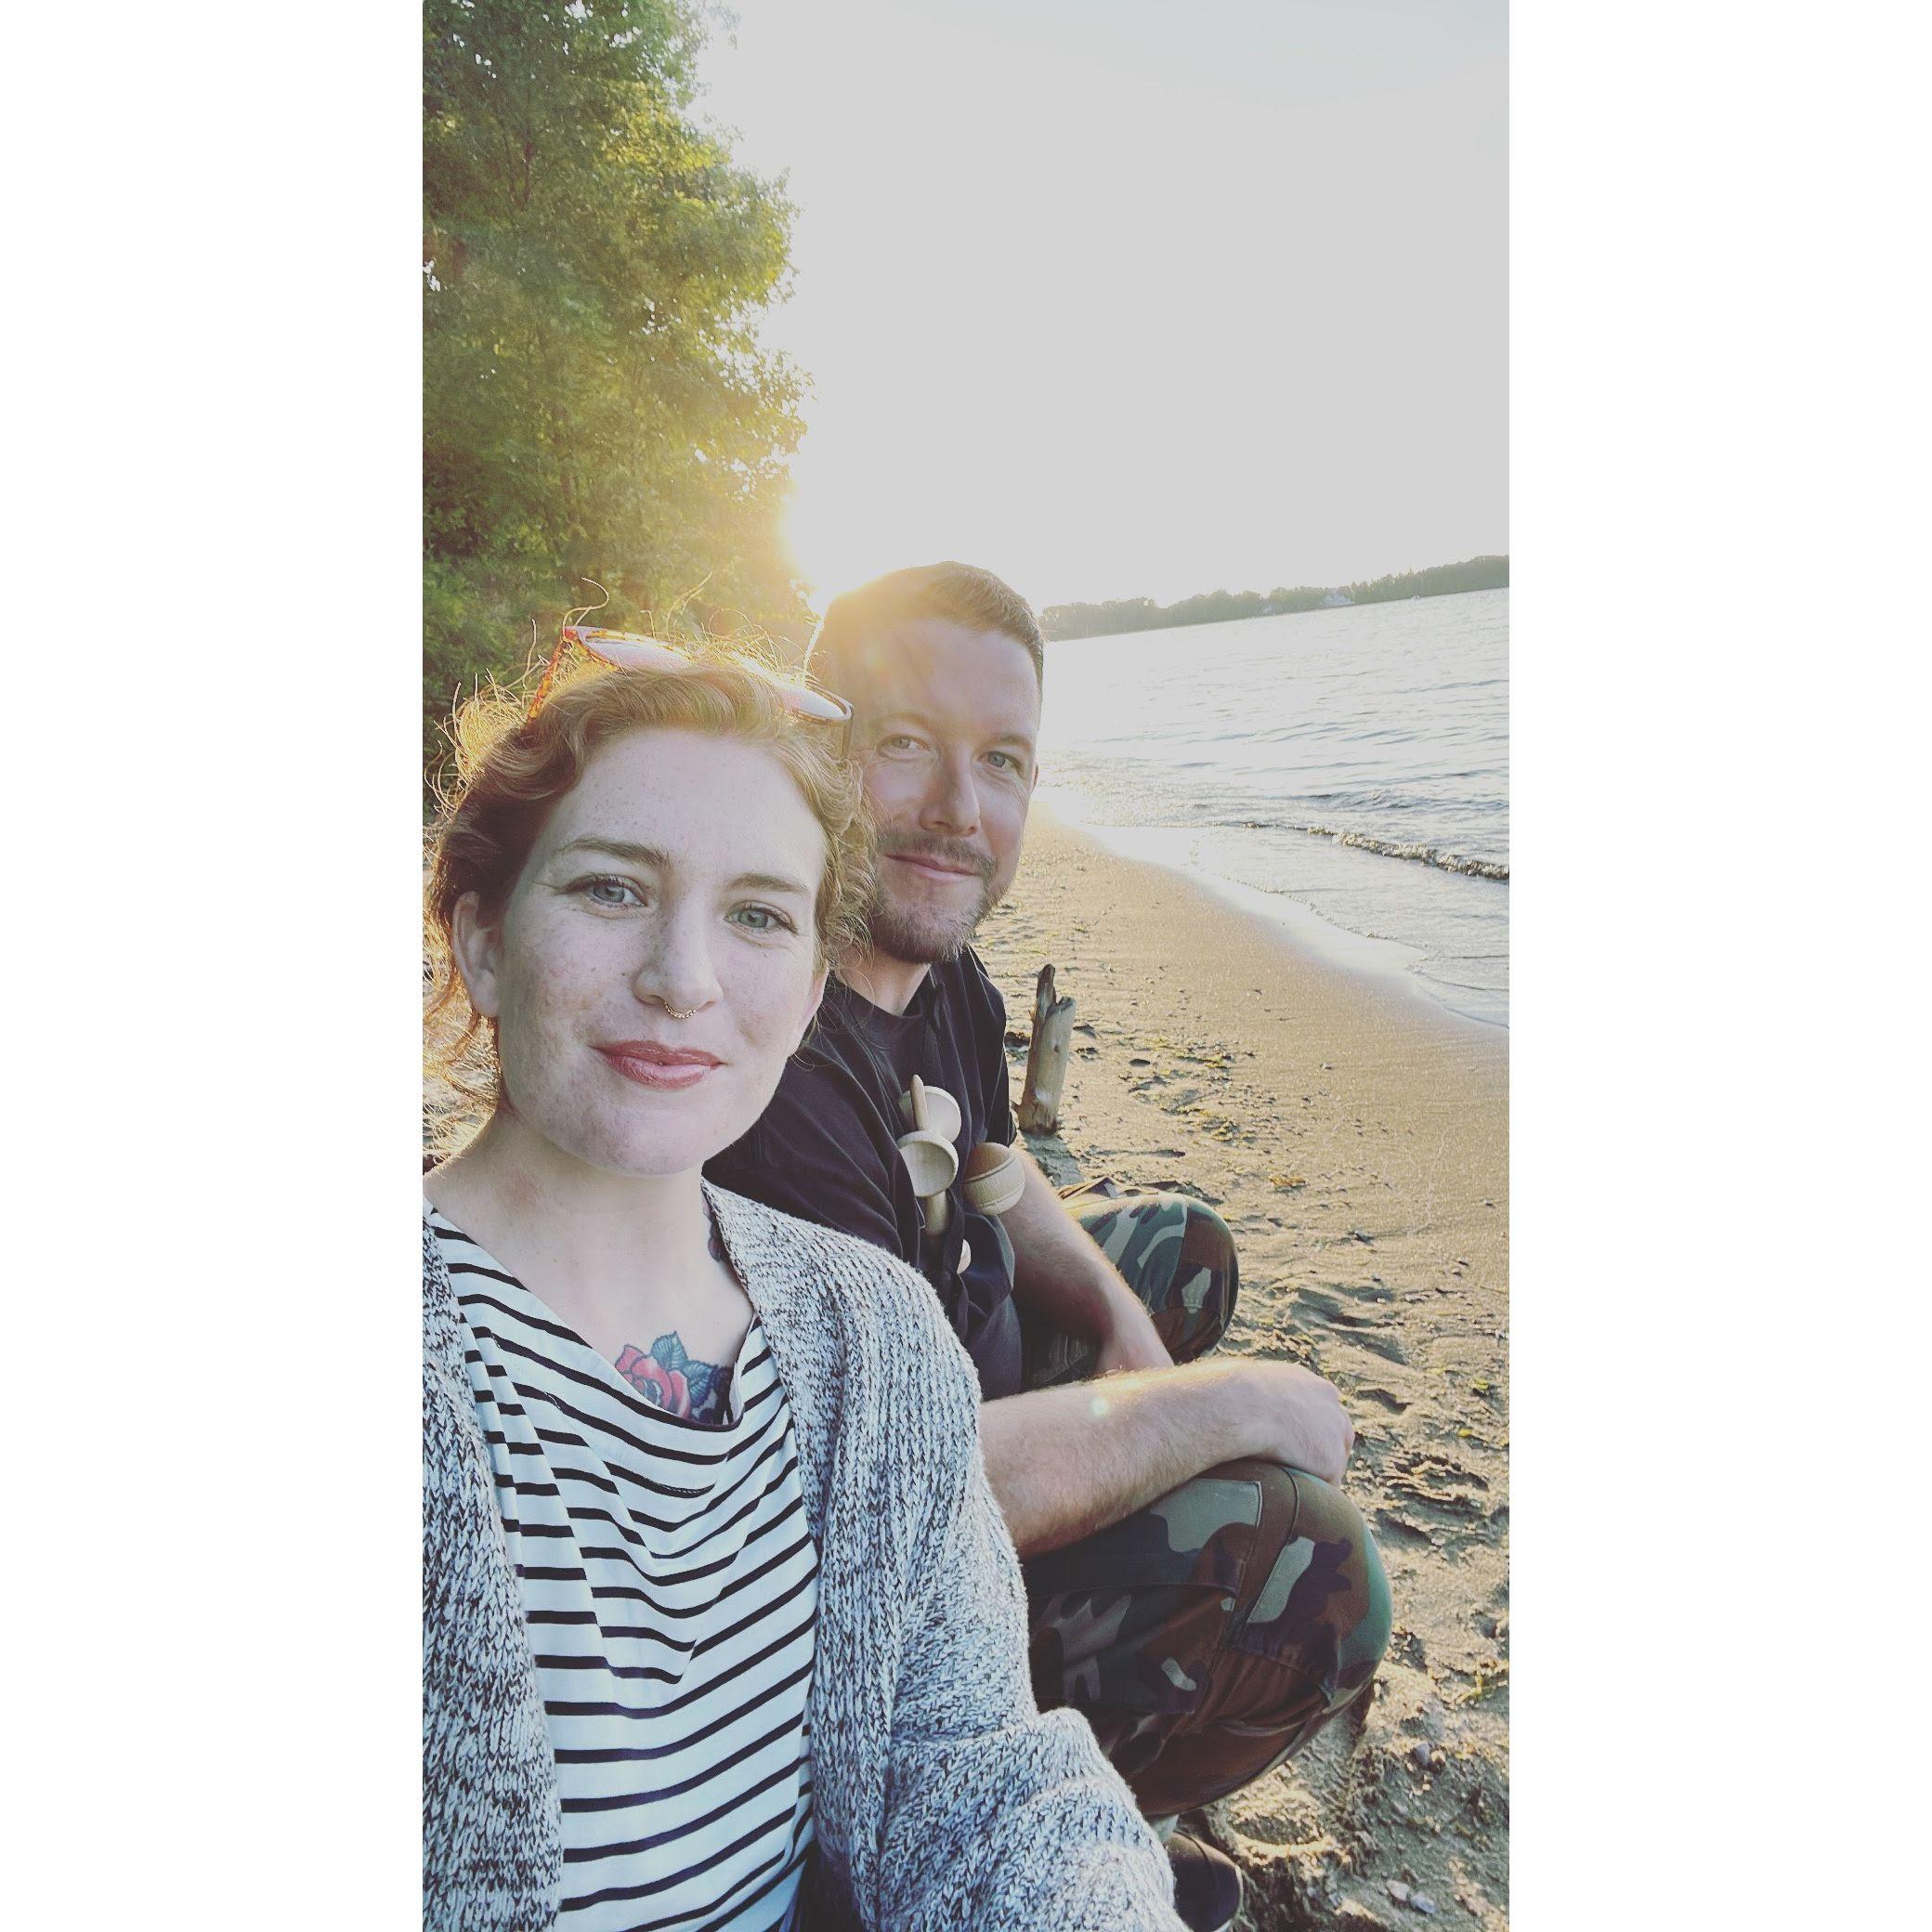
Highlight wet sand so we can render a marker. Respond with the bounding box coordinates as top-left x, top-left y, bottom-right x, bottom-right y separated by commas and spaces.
977, 804, 1509, 1932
